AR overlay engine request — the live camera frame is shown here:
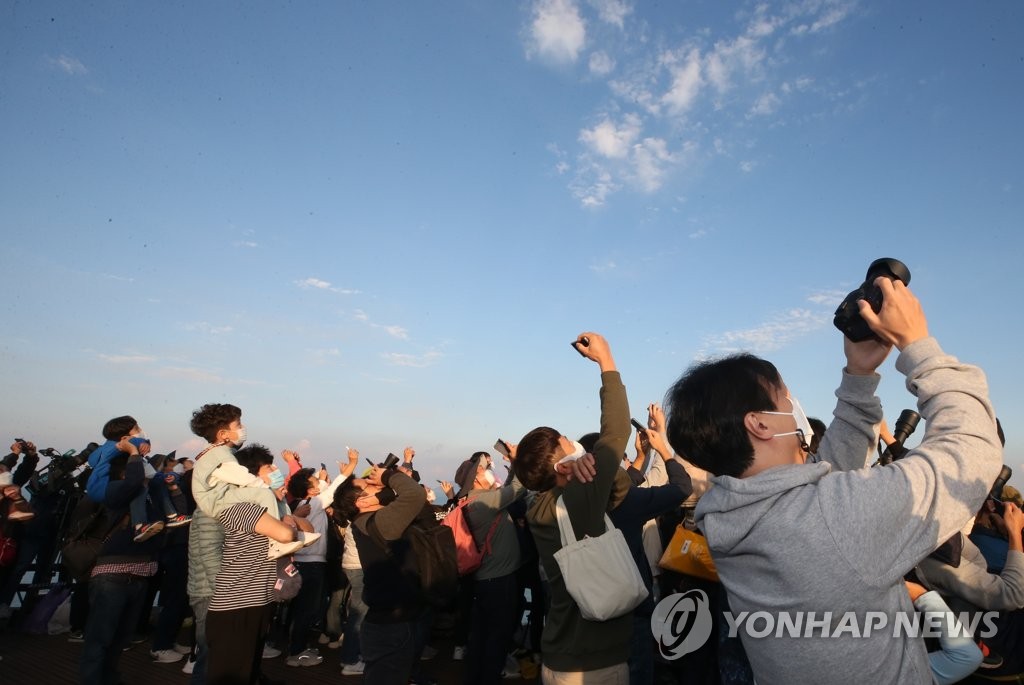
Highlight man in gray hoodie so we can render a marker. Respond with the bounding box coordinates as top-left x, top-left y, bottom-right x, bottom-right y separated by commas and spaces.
664, 277, 1003, 684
